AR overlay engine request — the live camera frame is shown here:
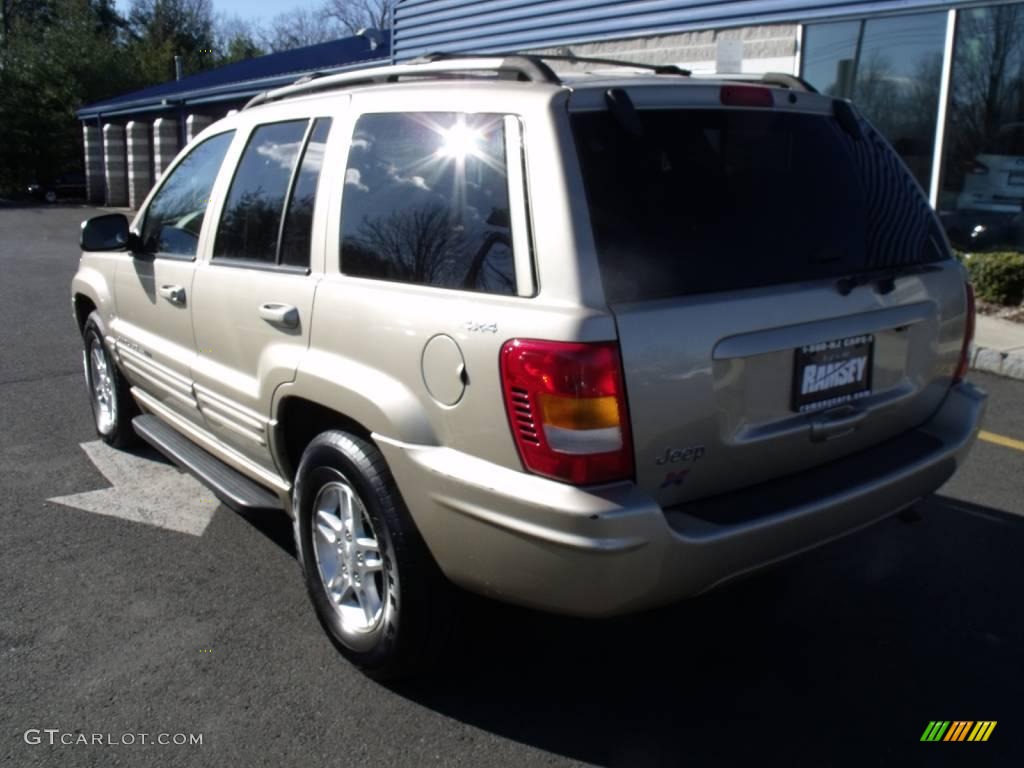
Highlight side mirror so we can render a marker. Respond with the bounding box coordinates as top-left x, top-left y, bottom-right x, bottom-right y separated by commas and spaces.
80, 213, 140, 252
80, 214, 144, 252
